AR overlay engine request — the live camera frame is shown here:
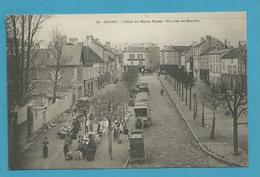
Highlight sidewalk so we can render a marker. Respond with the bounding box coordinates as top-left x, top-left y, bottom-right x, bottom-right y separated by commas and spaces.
17, 82, 135, 169
158, 76, 248, 167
